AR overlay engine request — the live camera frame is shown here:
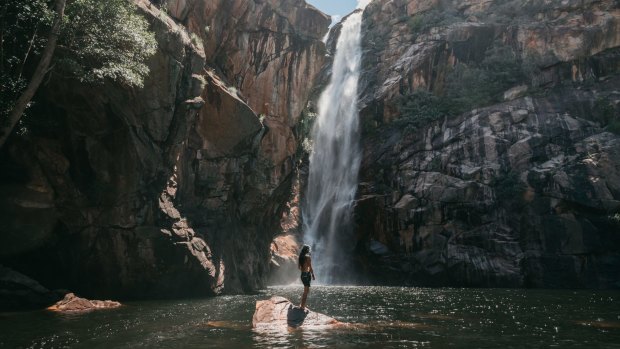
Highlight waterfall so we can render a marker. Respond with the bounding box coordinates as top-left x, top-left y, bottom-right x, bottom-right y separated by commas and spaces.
303, 10, 365, 284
